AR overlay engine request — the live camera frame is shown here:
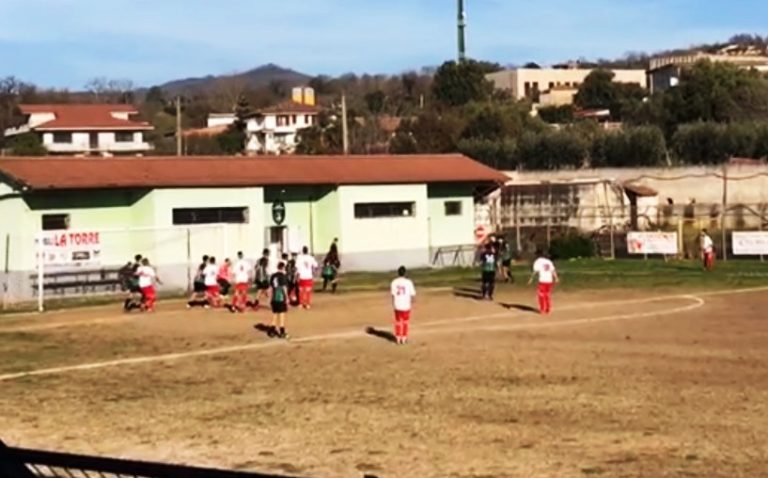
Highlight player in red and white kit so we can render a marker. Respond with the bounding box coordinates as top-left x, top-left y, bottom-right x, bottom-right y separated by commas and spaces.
390, 266, 416, 345
203, 257, 222, 308
231, 251, 251, 312
136, 258, 161, 312
529, 250, 558, 315
296, 246, 318, 309
700, 229, 715, 271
